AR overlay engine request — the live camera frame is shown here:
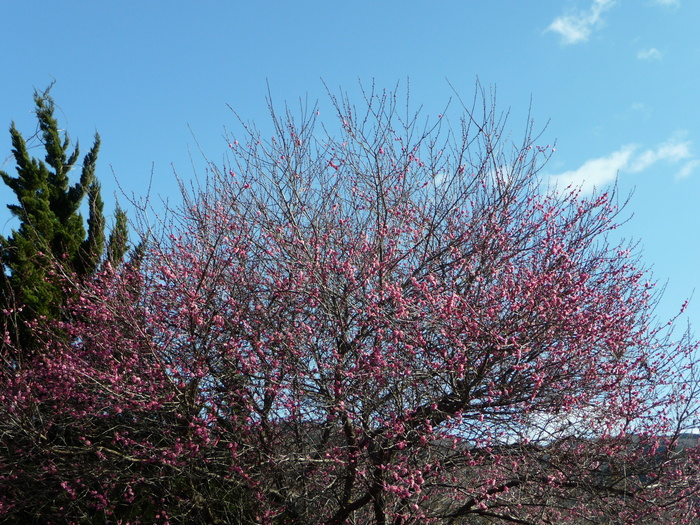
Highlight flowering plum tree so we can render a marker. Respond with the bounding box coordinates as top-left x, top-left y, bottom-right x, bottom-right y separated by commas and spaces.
1, 84, 699, 524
